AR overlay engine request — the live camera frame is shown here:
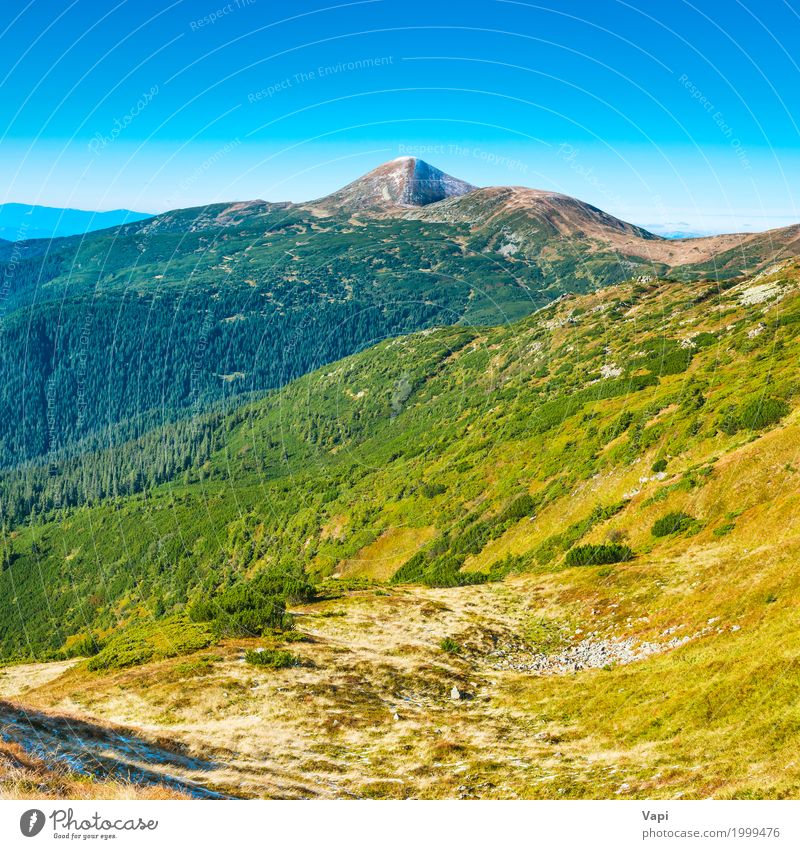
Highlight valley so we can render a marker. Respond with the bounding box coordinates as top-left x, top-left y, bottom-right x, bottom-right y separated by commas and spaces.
3, 538, 798, 800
